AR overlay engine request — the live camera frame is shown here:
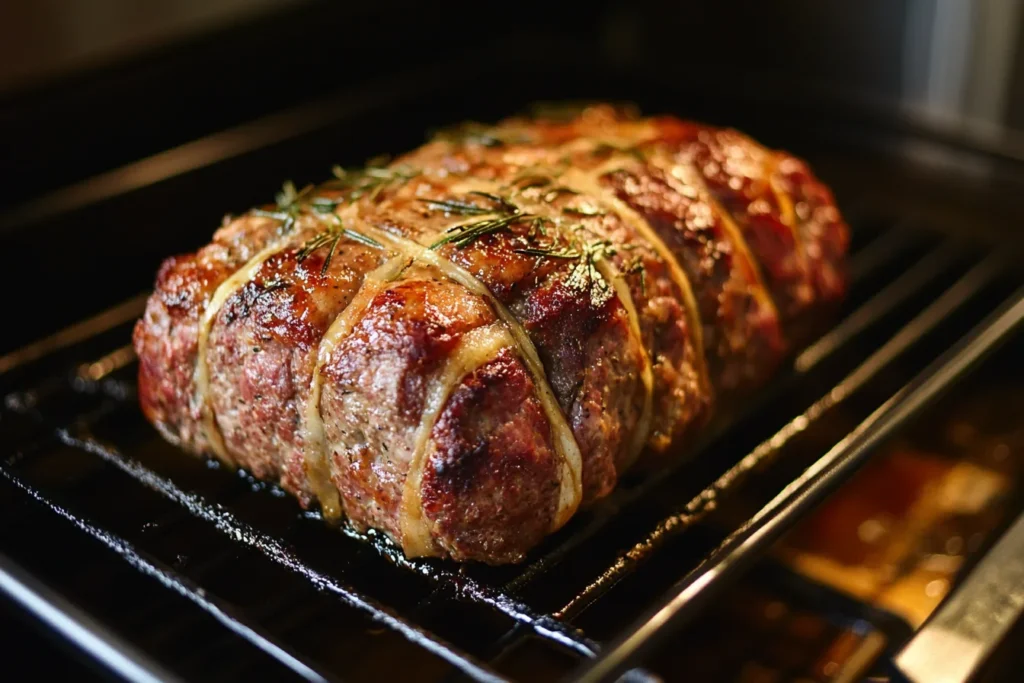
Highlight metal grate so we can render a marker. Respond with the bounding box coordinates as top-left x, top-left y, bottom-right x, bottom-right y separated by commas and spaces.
3, 193, 1023, 681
